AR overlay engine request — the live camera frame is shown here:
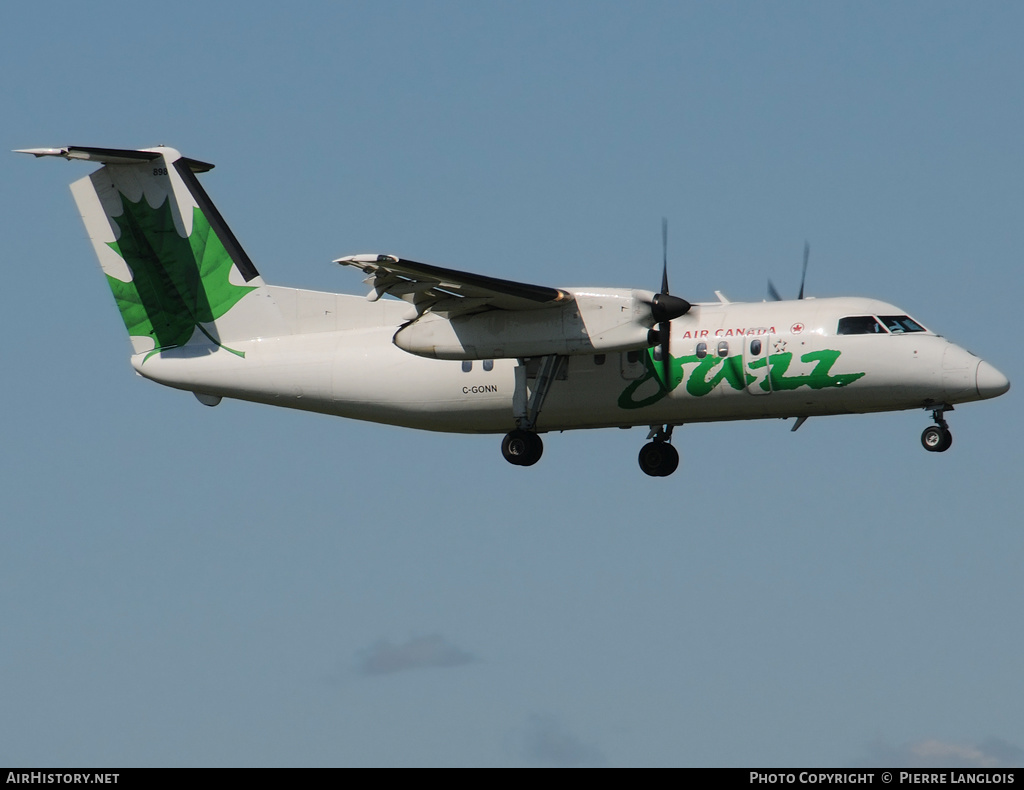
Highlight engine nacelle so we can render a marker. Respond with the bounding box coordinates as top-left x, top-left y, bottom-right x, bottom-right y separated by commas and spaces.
393, 288, 658, 360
